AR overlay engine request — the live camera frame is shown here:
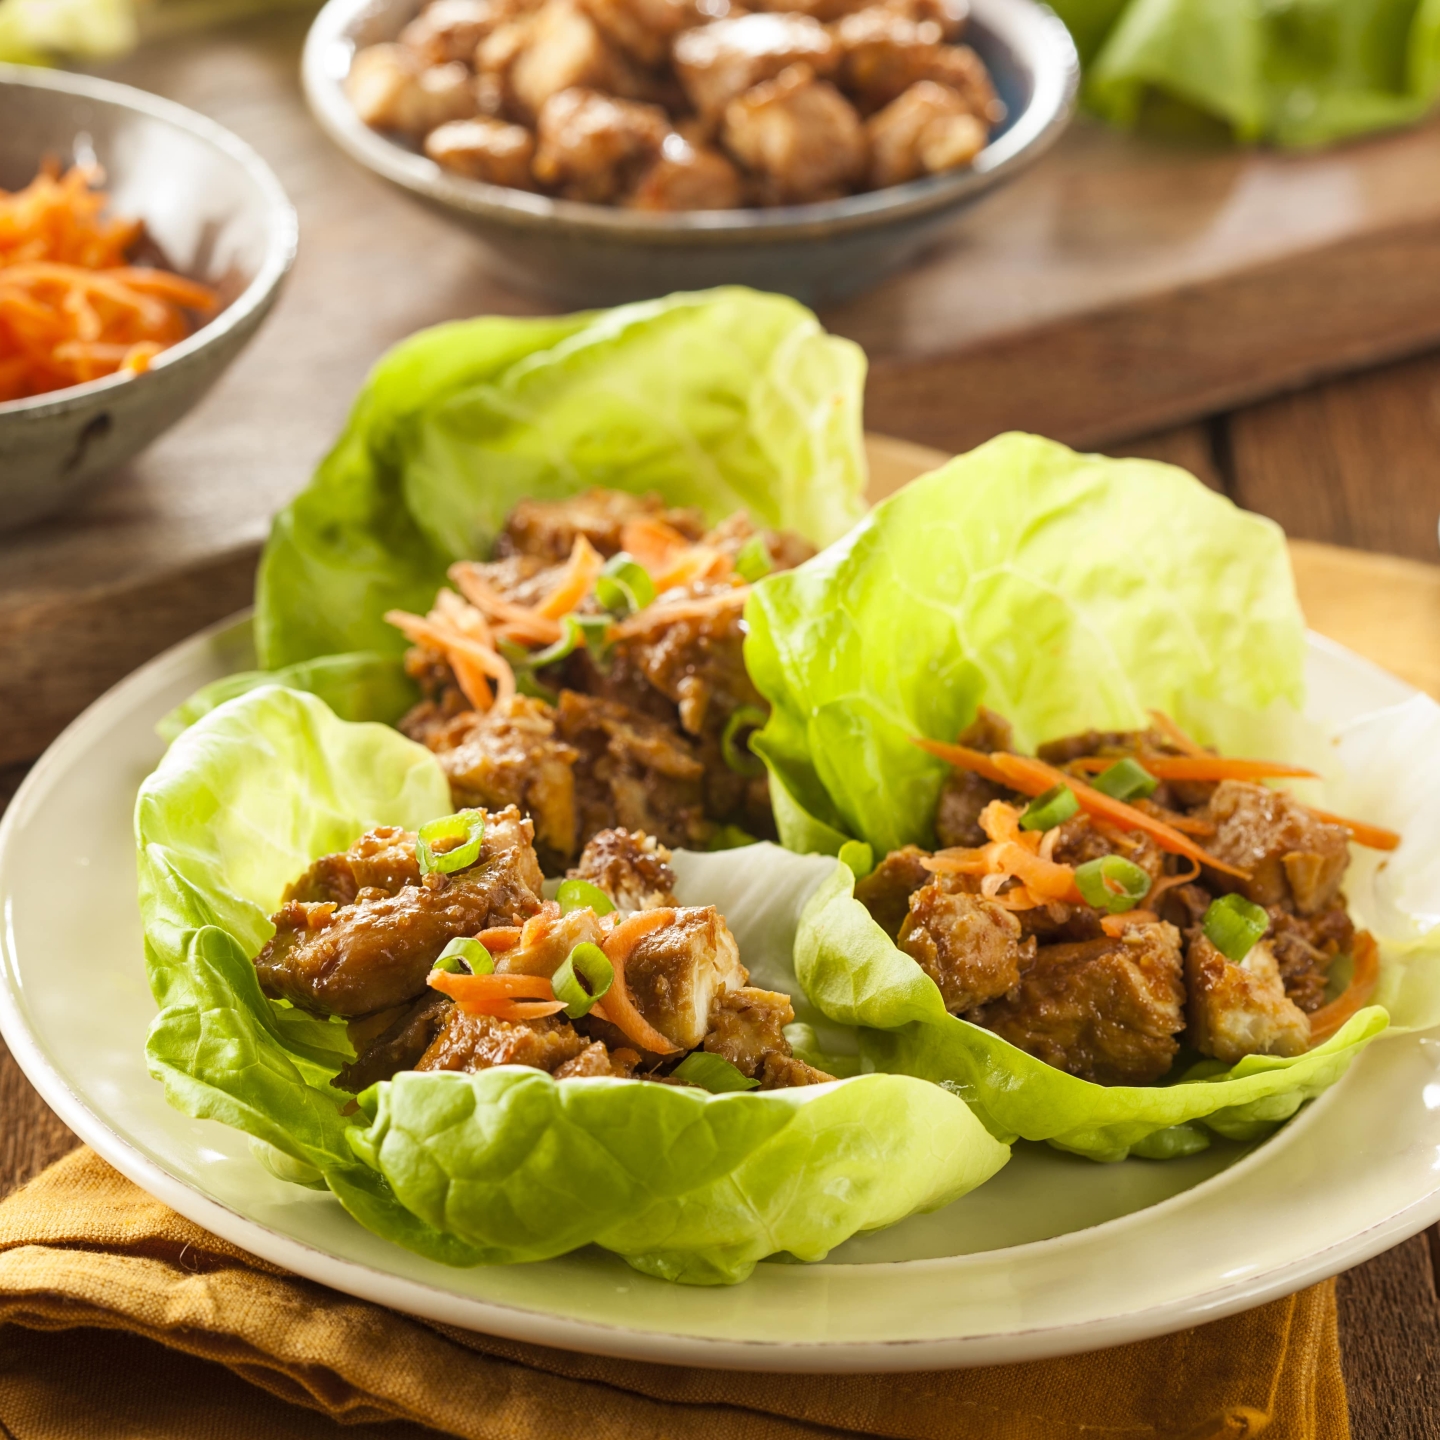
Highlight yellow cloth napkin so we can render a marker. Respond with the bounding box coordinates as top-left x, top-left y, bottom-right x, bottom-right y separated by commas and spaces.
0, 1148, 1348, 1440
